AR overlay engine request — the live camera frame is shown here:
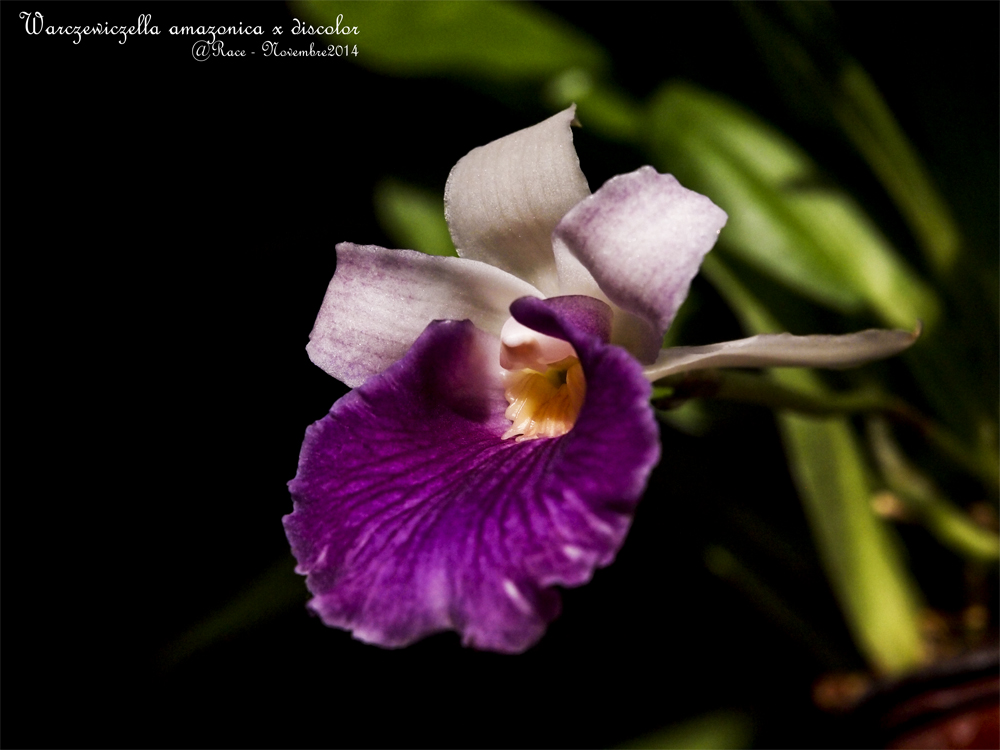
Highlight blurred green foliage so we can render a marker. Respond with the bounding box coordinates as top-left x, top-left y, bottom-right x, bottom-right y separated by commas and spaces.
703, 255, 926, 673
374, 179, 456, 257
646, 82, 941, 331
293, 1, 606, 81
737, 2, 961, 276
299, 0, 997, 696
620, 709, 754, 749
